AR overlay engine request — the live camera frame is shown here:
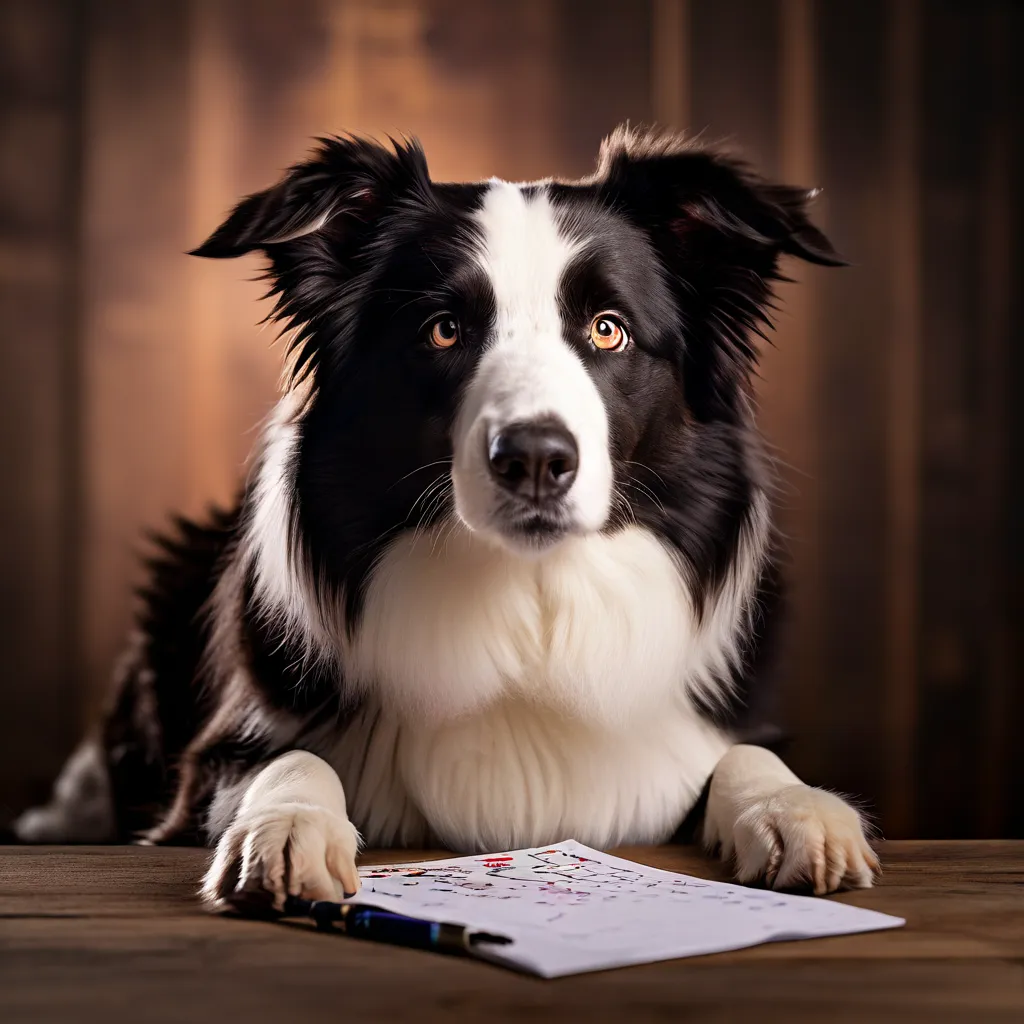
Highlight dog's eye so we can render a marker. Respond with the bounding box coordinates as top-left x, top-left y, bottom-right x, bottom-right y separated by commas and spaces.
429, 317, 459, 349
590, 314, 629, 352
